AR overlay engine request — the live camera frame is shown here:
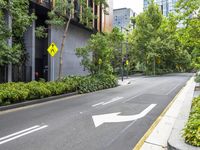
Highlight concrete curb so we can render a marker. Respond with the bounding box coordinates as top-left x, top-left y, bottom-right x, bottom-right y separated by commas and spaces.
167, 79, 199, 150
0, 92, 78, 111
